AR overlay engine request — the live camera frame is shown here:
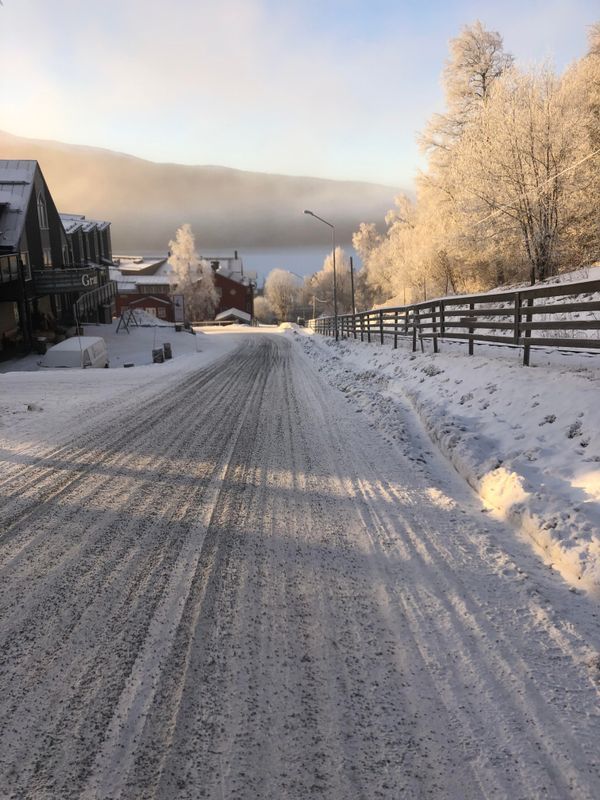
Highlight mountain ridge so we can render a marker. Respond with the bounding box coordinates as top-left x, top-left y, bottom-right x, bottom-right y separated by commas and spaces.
0, 129, 398, 252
